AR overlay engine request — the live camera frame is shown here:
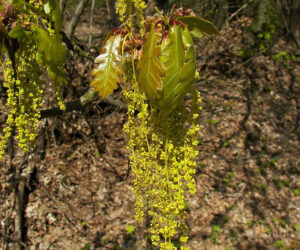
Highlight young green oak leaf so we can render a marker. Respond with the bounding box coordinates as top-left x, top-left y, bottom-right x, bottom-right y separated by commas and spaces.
90, 34, 123, 98
137, 23, 165, 101
31, 26, 67, 66
48, 0, 62, 33
31, 26, 67, 85
178, 16, 219, 38
159, 25, 196, 114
